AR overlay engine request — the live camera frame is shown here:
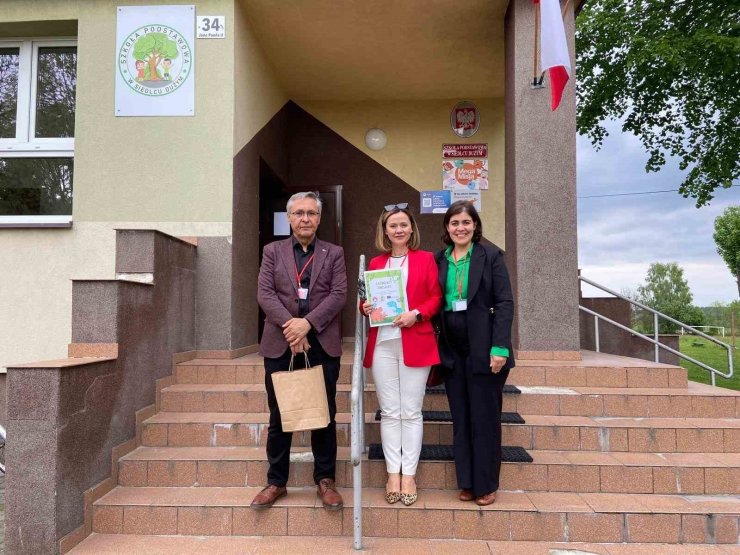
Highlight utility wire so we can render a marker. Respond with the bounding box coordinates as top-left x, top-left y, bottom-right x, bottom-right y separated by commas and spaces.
578, 184, 739, 199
